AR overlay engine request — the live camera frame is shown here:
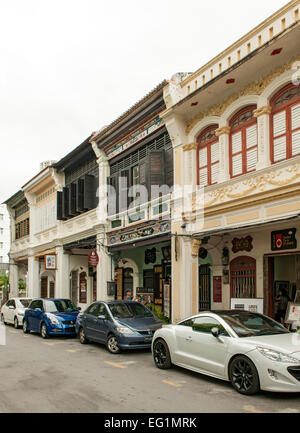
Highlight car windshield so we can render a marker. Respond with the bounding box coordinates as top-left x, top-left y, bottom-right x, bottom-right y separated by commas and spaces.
19, 299, 32, 308
44, 300, 76, 313
219, 312, 289, 338
108, 303, 153, 319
